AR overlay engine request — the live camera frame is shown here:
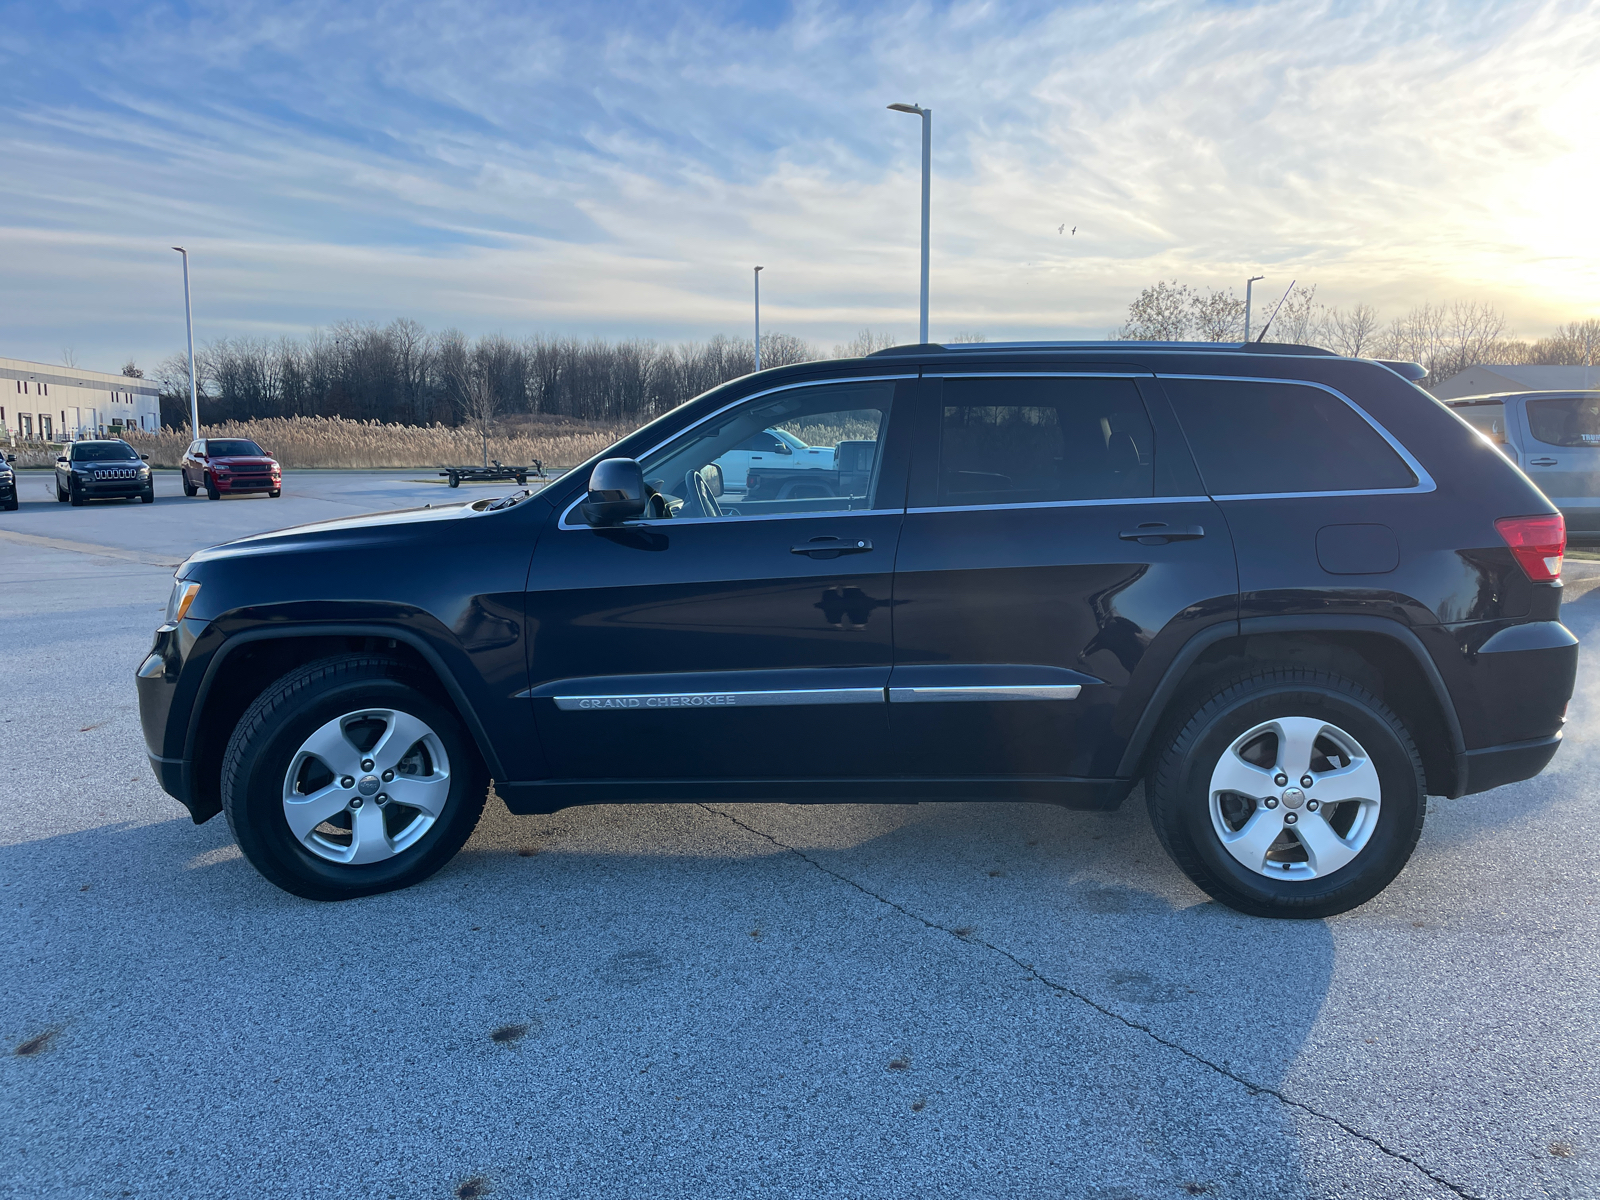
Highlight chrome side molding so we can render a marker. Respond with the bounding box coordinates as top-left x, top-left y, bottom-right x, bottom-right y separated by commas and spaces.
553, 687, 885, 711
888, 684, 1082, 703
